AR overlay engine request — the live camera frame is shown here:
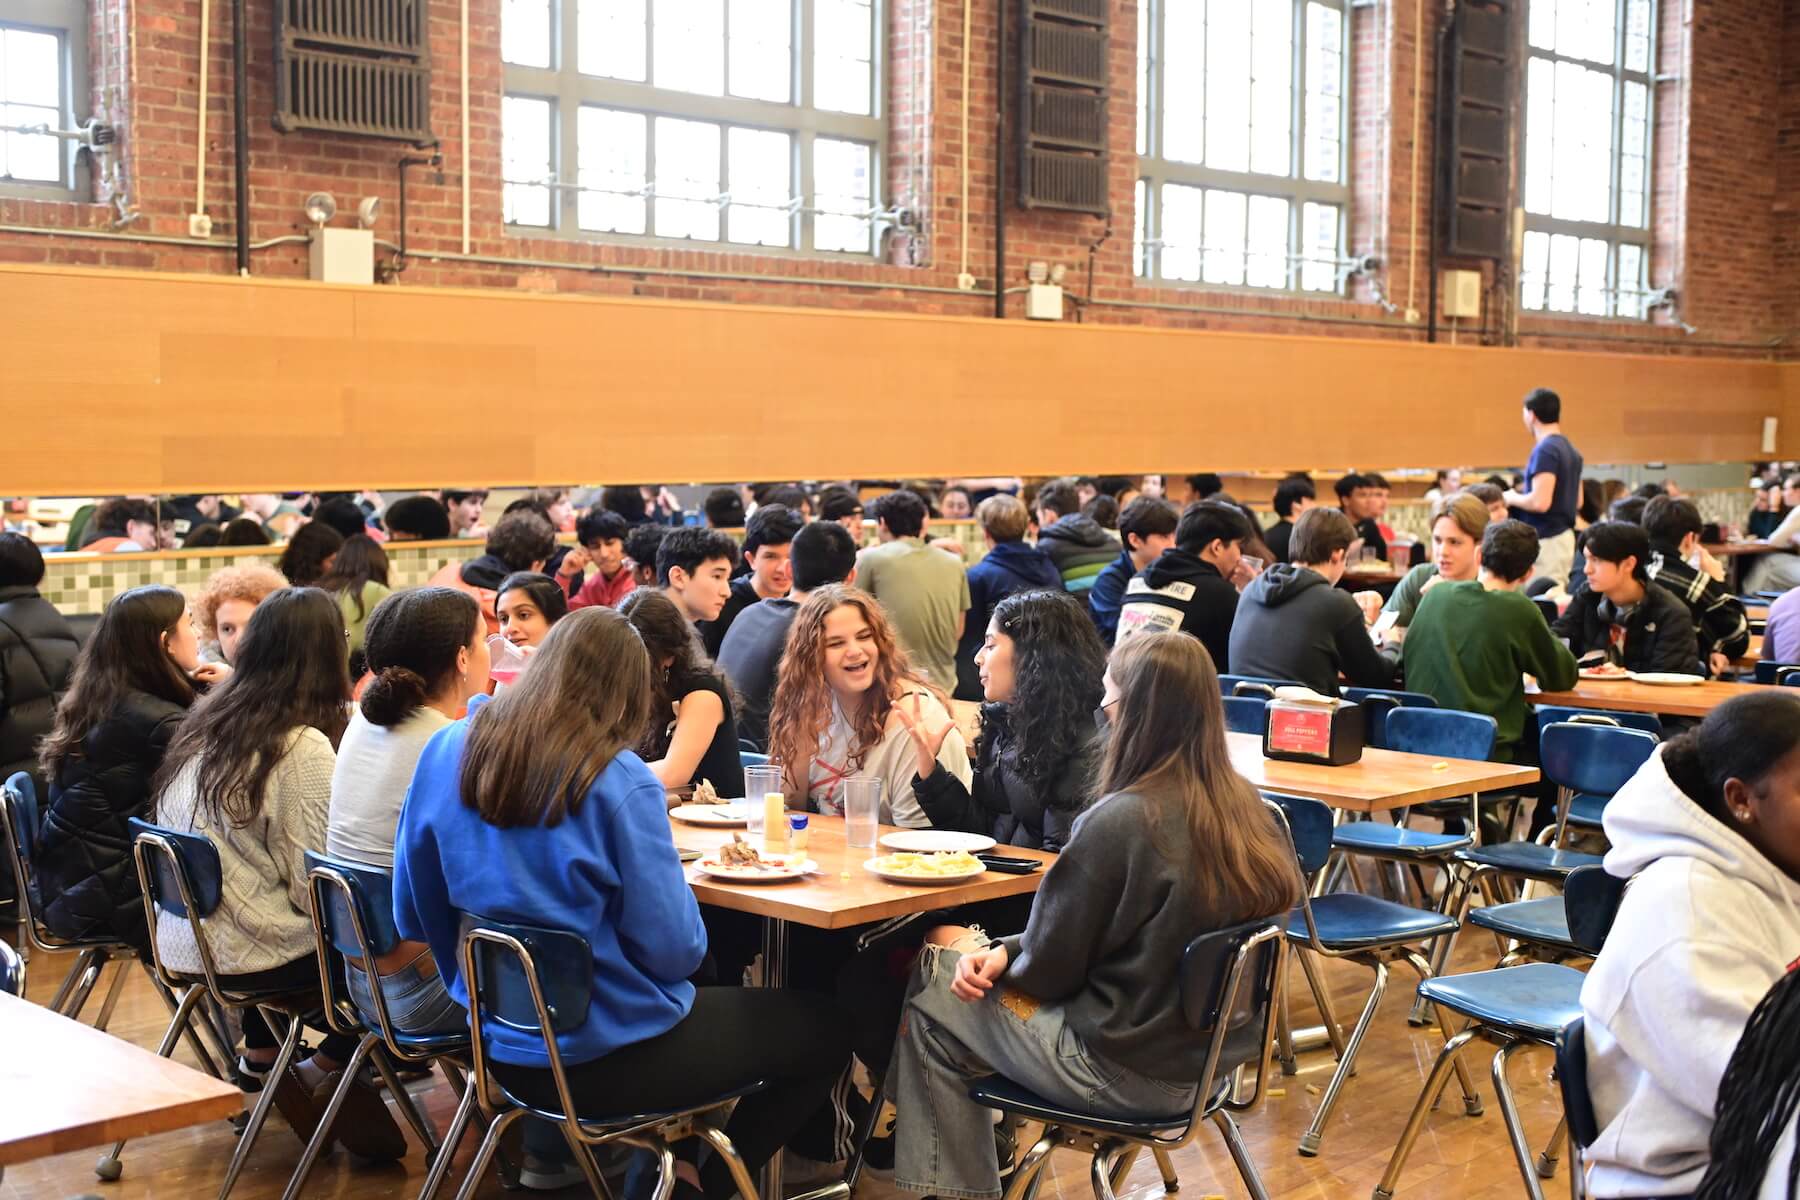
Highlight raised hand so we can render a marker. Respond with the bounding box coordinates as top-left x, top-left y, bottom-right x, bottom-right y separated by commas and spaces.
893, 692, 955, 780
